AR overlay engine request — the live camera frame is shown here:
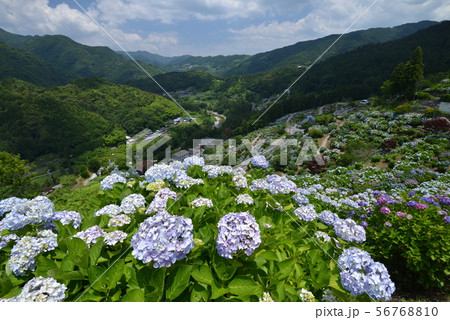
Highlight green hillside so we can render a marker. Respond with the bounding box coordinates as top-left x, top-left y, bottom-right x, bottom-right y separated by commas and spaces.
0, 41, 72, 86
0, 78, 182, 160
0, 29, 165, 83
